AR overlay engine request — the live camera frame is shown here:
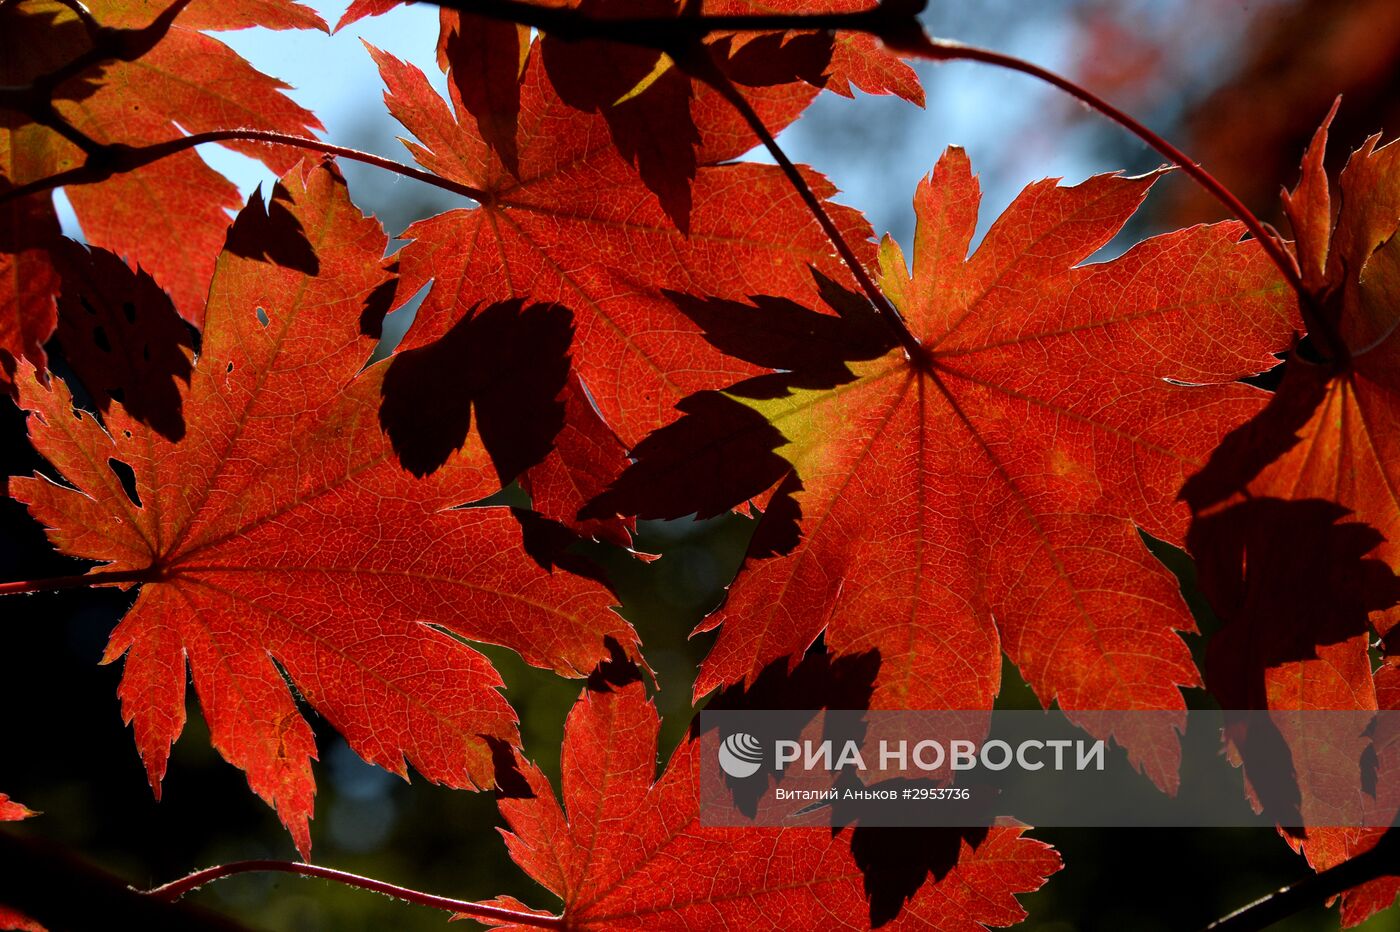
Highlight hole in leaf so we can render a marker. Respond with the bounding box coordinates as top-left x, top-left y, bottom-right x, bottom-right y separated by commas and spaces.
107, 457, 141, 507
256, 306, 270, 327
92, 325, 111, 353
